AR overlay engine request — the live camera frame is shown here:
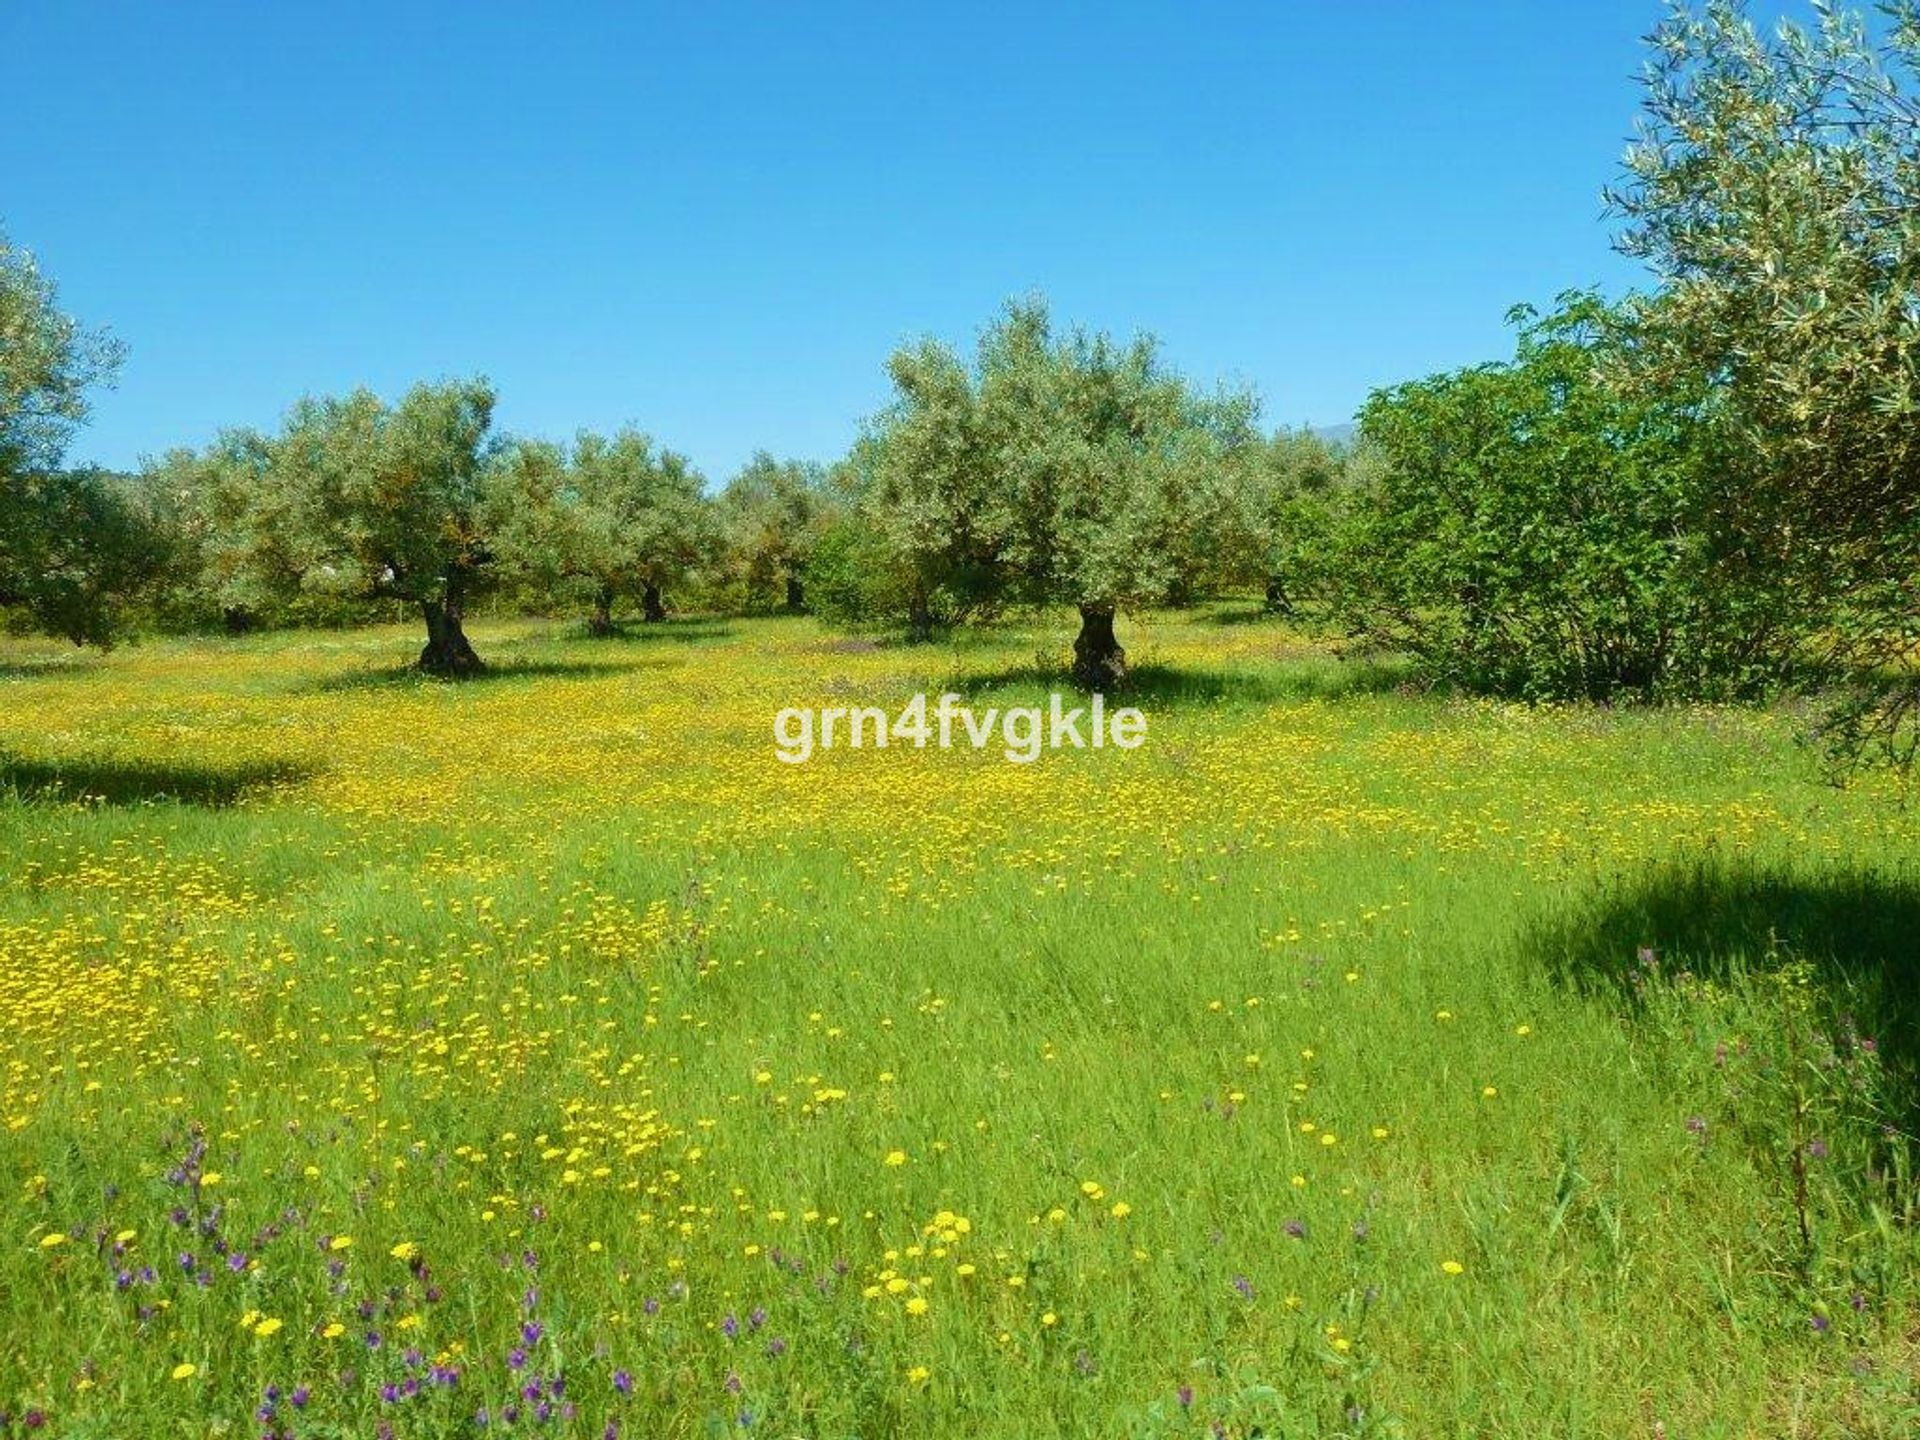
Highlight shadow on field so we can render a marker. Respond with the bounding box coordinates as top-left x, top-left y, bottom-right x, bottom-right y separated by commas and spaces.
1203, 604, 1285, 626
0, 656, 103, 681
950, 658, 1415, 709
586, 620, 736, 644
0, 750, 312, 807
302, 658, 642, 694
1527, 858, 1920, 1122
